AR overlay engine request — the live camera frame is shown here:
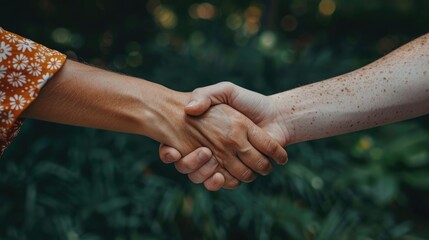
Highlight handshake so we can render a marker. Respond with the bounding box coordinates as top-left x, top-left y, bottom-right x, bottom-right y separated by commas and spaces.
21, 33, 429, 191
158, 82, 291, 191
